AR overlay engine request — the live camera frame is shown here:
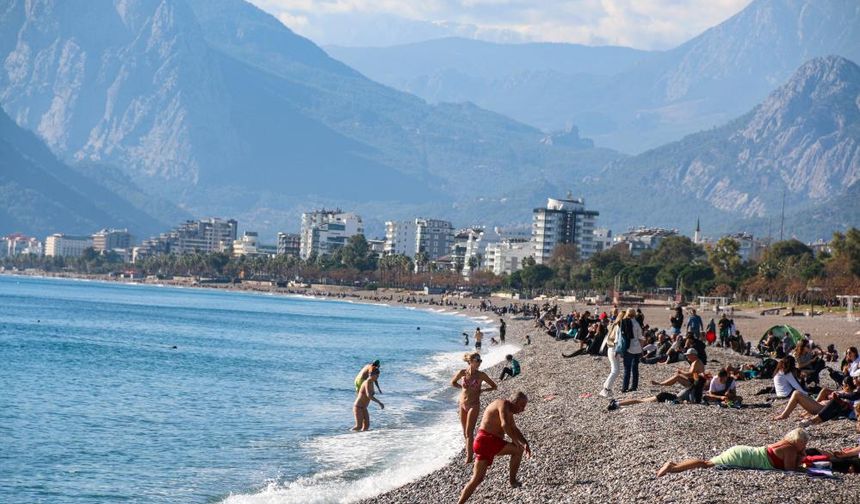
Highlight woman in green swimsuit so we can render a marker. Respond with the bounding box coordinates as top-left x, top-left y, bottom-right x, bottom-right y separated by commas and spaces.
657, 428, 808, 477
